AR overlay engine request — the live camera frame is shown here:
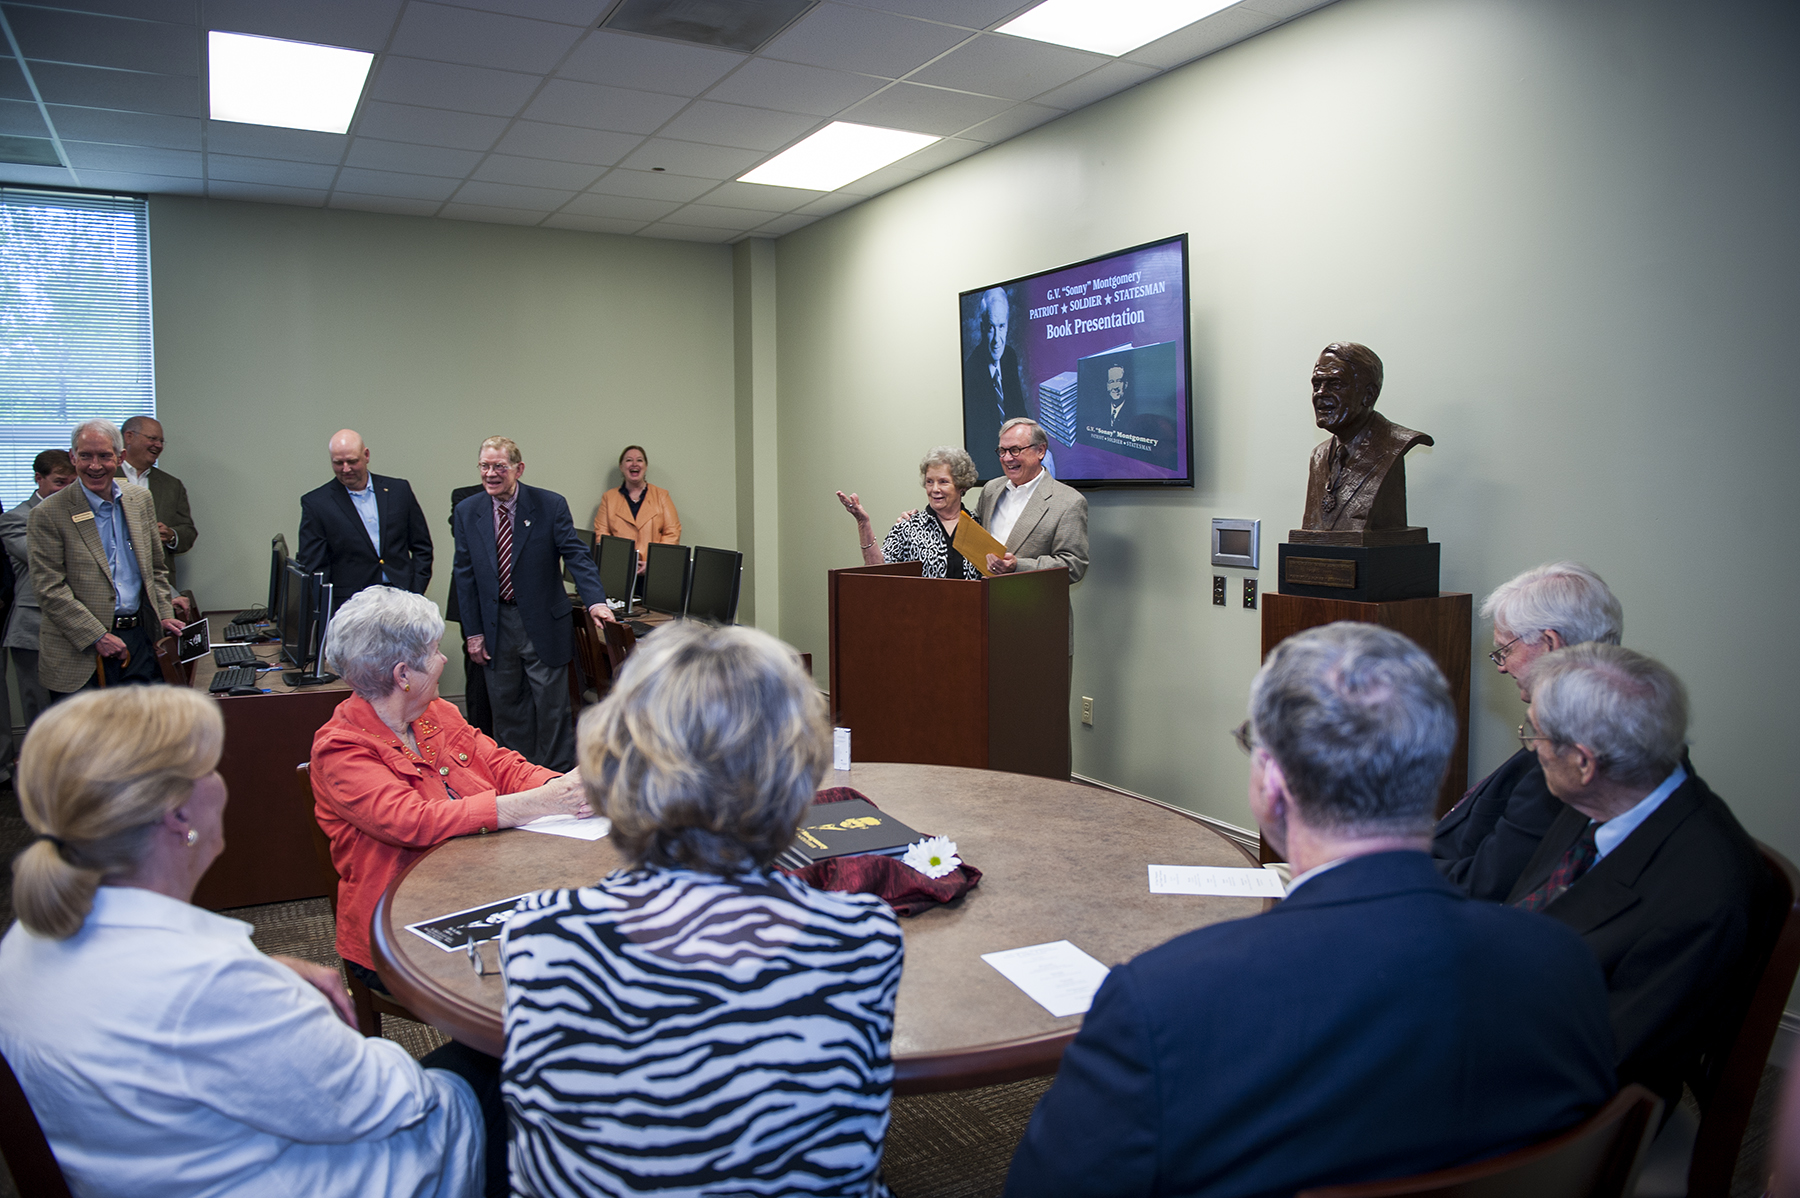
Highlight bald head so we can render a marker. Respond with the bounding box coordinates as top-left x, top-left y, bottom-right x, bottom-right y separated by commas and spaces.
329, 429, 372, 491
